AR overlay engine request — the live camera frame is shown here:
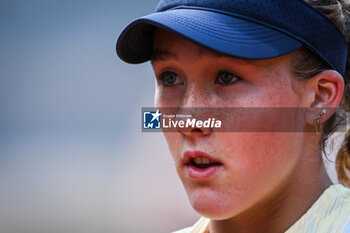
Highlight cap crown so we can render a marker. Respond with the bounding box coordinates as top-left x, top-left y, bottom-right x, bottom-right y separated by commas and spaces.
155, 0, 347, 75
